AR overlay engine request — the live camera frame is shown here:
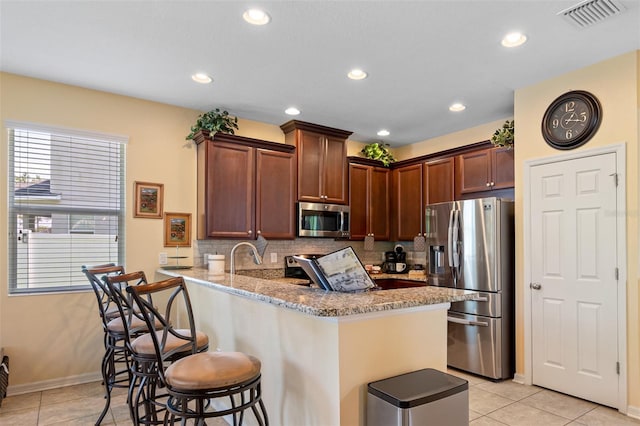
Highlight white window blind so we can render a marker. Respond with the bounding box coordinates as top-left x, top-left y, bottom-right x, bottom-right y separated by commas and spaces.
6, 121, 127, 294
